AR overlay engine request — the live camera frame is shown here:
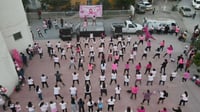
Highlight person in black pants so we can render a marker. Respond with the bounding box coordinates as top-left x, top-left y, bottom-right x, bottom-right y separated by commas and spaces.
160, 59, 168, 74
78, 98, 85, 112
